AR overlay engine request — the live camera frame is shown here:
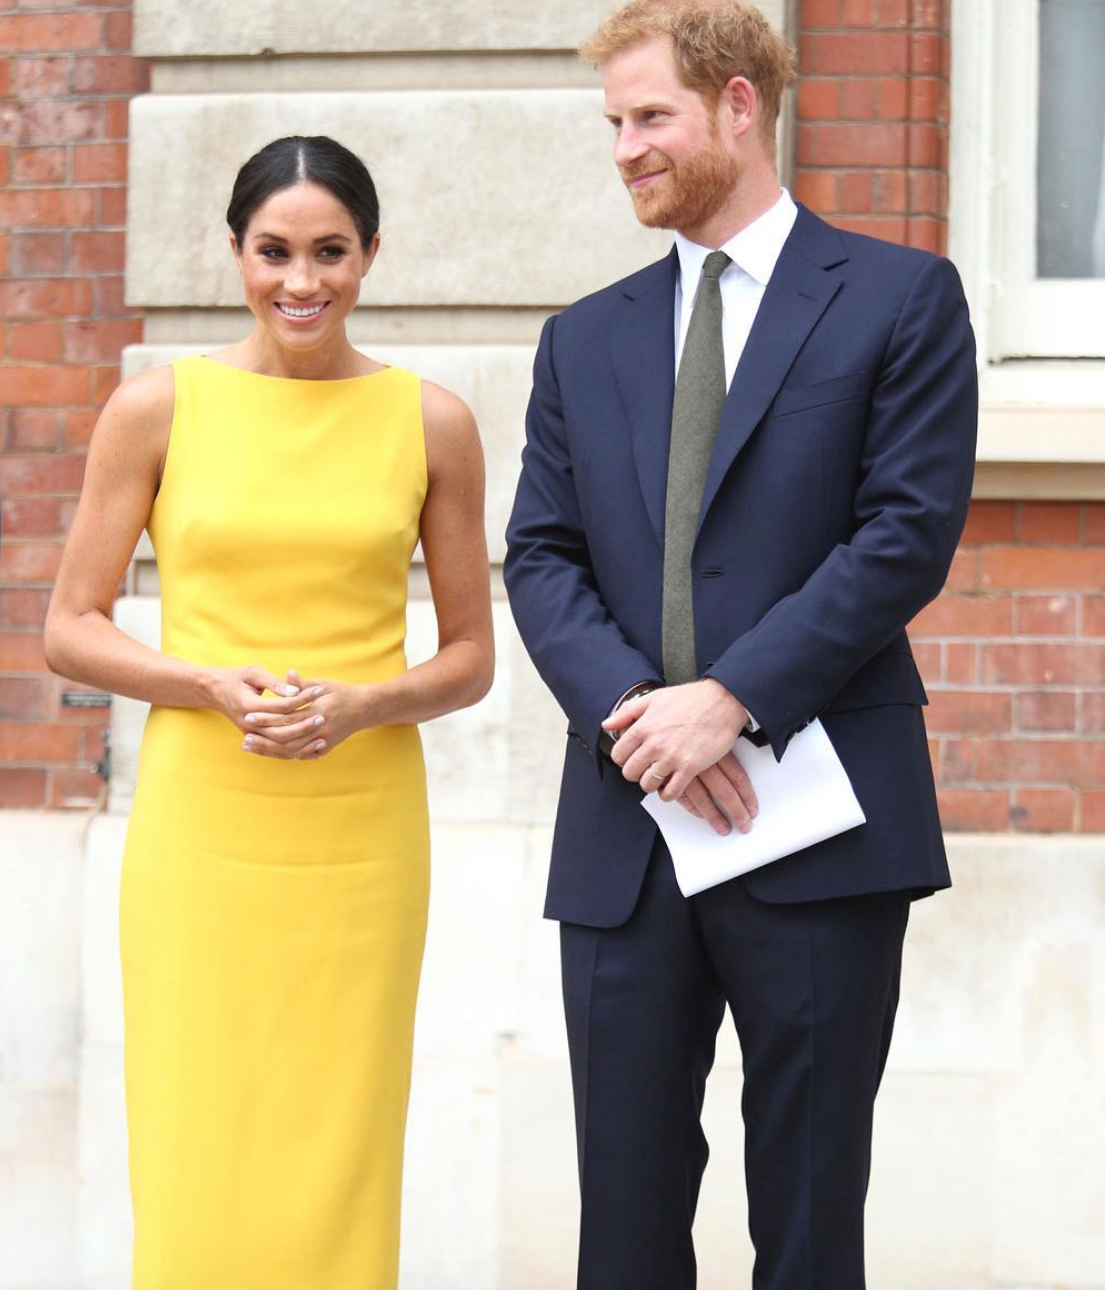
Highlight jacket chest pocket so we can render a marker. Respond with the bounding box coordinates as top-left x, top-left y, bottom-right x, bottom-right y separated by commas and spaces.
769, 371, 870, 420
